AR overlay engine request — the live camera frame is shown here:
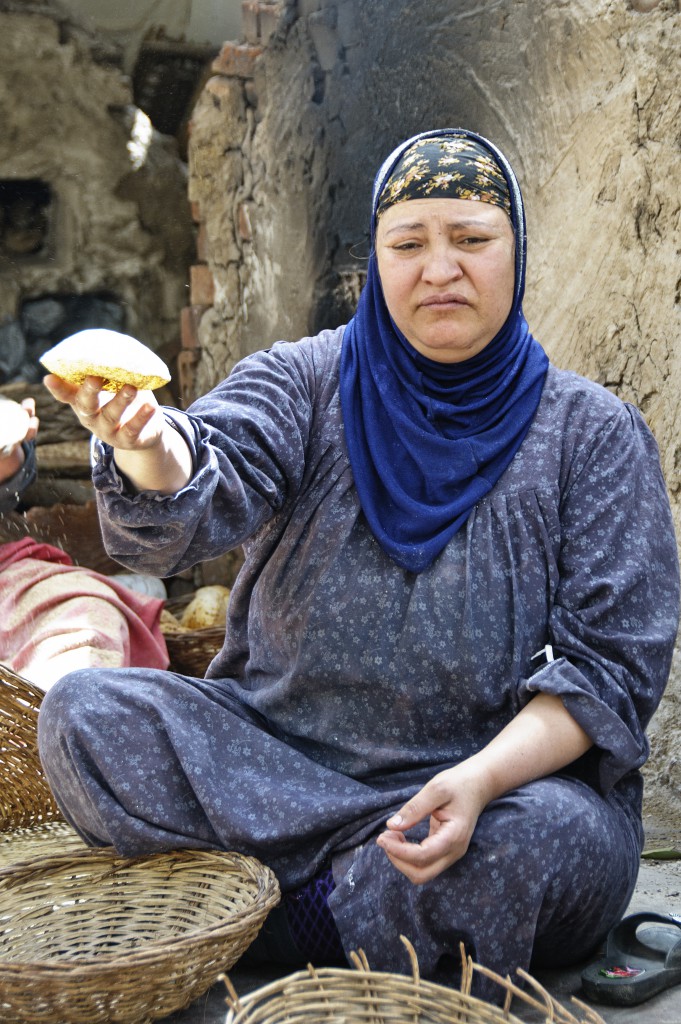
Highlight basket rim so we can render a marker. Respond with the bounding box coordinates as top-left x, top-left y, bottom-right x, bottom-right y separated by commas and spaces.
0, 847, 280, 975
222, 937, 607, 1024
225, 966, 526, 1024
